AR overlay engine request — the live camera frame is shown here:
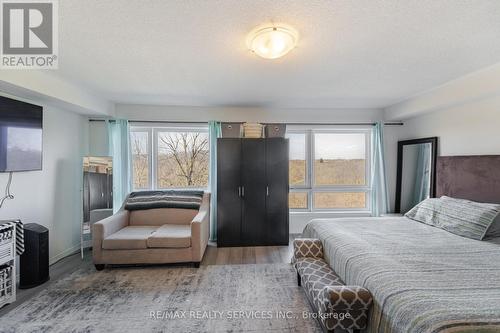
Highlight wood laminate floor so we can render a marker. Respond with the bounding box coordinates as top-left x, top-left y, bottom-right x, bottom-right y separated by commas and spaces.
0, 235, 300, 317
203, 241, 295, 266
